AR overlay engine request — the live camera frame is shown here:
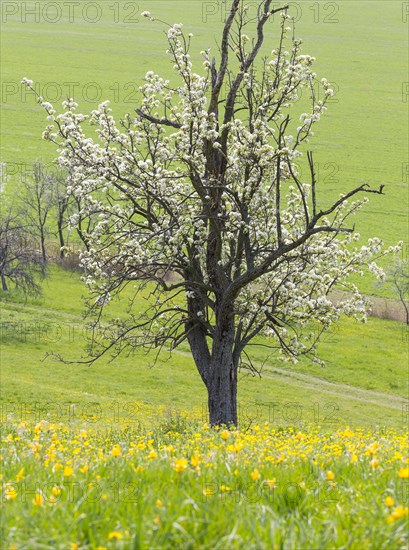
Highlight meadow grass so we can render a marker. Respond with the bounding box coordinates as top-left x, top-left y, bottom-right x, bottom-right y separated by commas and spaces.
1, 266, 407, 430
1, 1, 407, 263
2, 418, 409, 549
1, 2, 408, 547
